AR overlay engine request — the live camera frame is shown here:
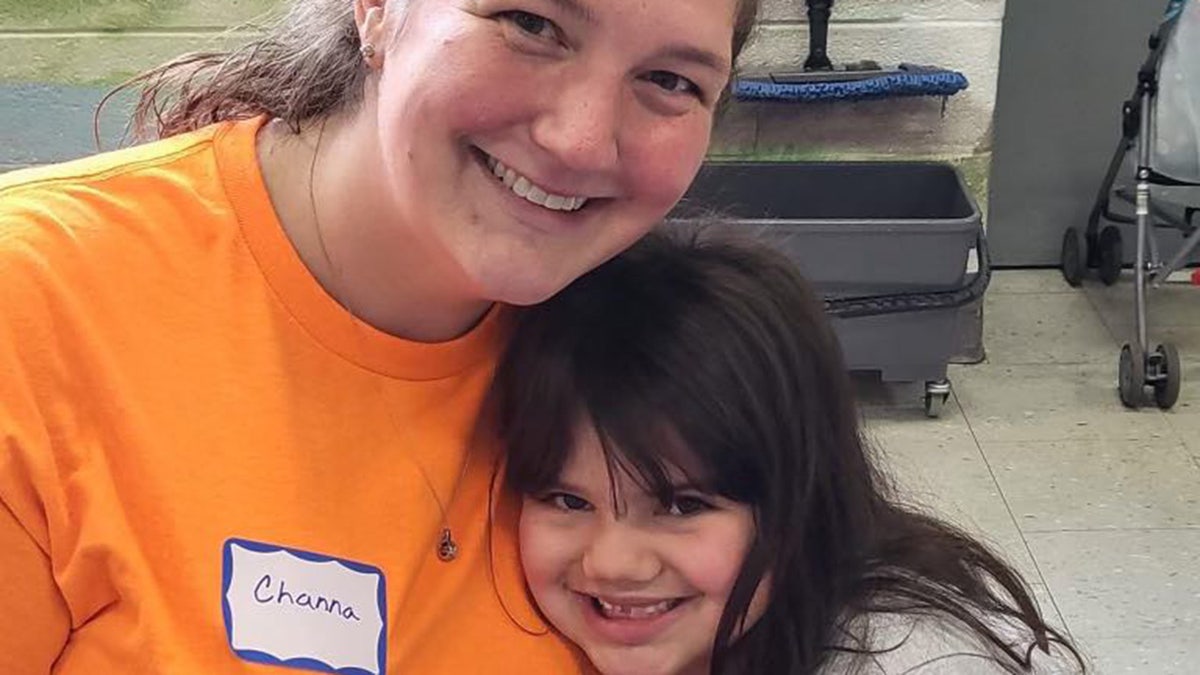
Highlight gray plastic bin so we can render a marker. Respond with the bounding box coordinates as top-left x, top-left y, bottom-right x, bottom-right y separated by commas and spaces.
670, 161, 980, 296
666, 161, 987, 416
